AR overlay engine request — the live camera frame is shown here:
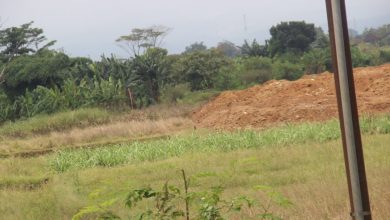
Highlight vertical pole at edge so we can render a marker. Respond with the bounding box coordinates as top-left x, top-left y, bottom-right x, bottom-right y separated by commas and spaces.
325, 0, 371, 219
